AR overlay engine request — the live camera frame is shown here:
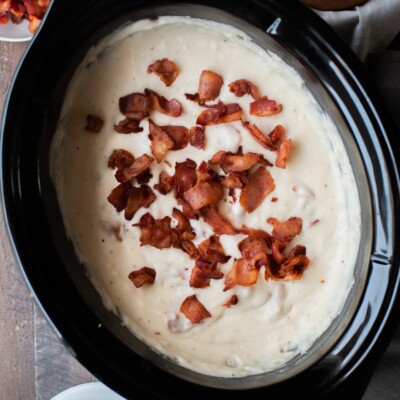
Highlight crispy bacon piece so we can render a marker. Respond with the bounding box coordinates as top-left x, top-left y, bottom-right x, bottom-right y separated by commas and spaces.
107, 182, 132, 212
275, 138, 292, 168
145, 89, 182, 117
249, 96, 283, 116
238, 236, 269, 267
183, 181, 224, 210
224, 294, 239, 308
189, 126, 205, 150
174, 159, 197, 199
240, 166, 275, 213
148, 119, 174, 163
224, 258, 259, 291
220, 172, 248, 189
119, 92, 150, 121
177, 198, 198, 220
115, 154, 154, 183
128, 267, 156, 288
197, 103, 242, 126
133, 213, 179, 249
85, 114, 104, 133
124, 185, 156, 220
241, 121, 286, 151
180, 295, 211, 323
0, 13, 9, 24
153, 171, 174, 195
0, 1, 11, 14
189, 257, 224, 289
108, 149, 135, 170
180, 240, 200, 259
200, 205, 237, 235
198, 235, 230, 264
229, 79, 260, 100
267, 217, 303, 243
209, 150, 226, 165
147, 58, 180, 87
220, 152, 271, 173
288, 245, 307, 258
114, 118, 143, 134
266, 254, 310, 281
136, 168, 153, 184
172, 208, 195, 240
270, 239, 287, 264
198, 70, 224, 102
162, 125, 190, 150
